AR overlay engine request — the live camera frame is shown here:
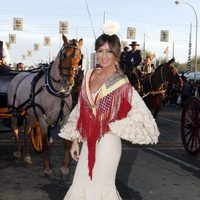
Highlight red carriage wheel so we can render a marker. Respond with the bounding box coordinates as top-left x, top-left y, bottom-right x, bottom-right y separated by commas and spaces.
30, 122, 43, 153
181, 96, 200, 155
